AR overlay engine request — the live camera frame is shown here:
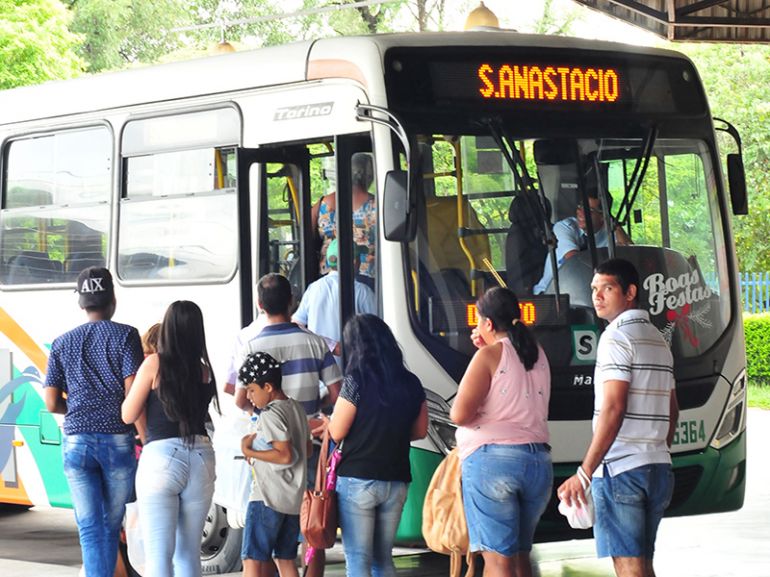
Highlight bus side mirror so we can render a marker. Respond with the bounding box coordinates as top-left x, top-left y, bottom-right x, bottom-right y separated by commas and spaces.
714, 118, 747, 216
383, 170, 416, 241
727, 153, 748, 215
